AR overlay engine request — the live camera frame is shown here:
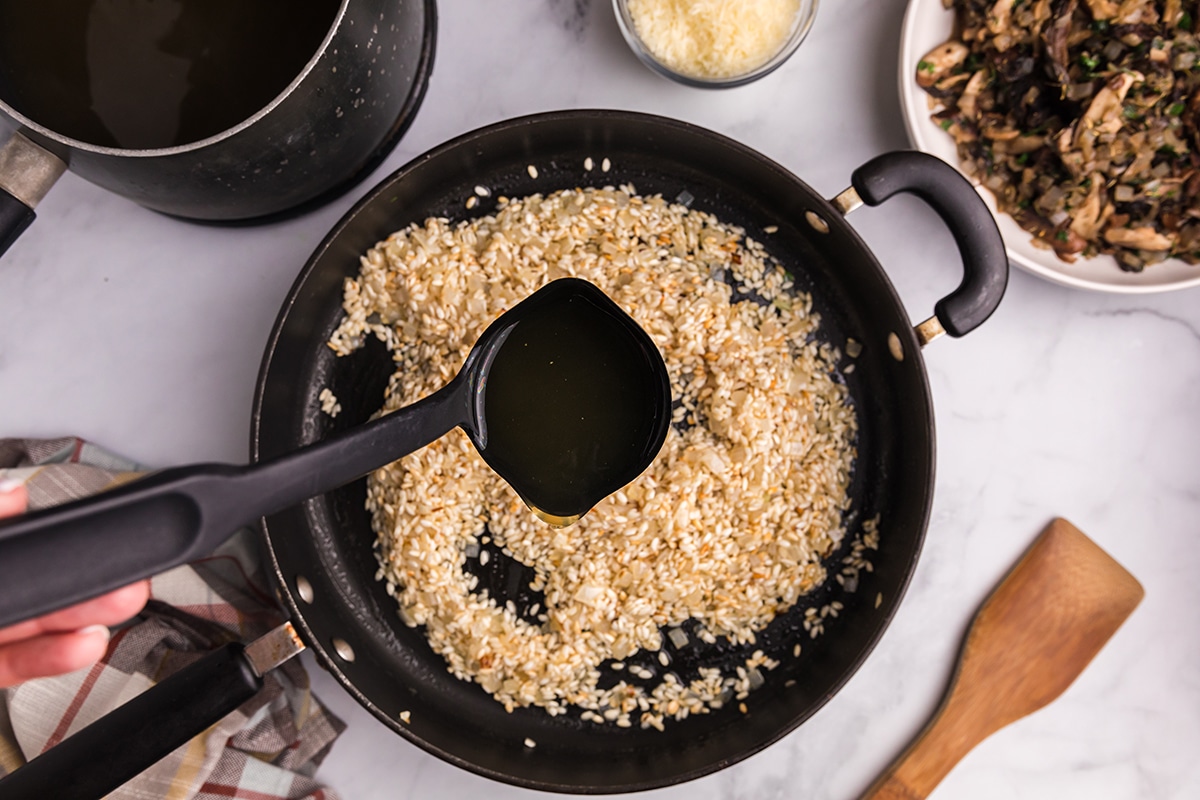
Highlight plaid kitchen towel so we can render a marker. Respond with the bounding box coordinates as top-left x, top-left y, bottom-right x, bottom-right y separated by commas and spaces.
0, 437, 345, 800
